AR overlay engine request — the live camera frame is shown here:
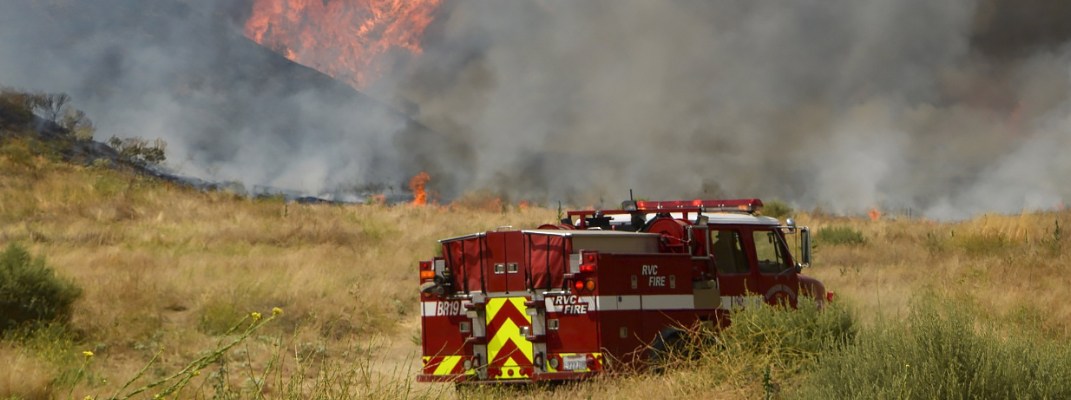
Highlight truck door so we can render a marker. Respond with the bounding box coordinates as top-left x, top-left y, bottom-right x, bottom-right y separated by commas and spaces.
711, 228, 753, 308
747, 229, 799, 306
